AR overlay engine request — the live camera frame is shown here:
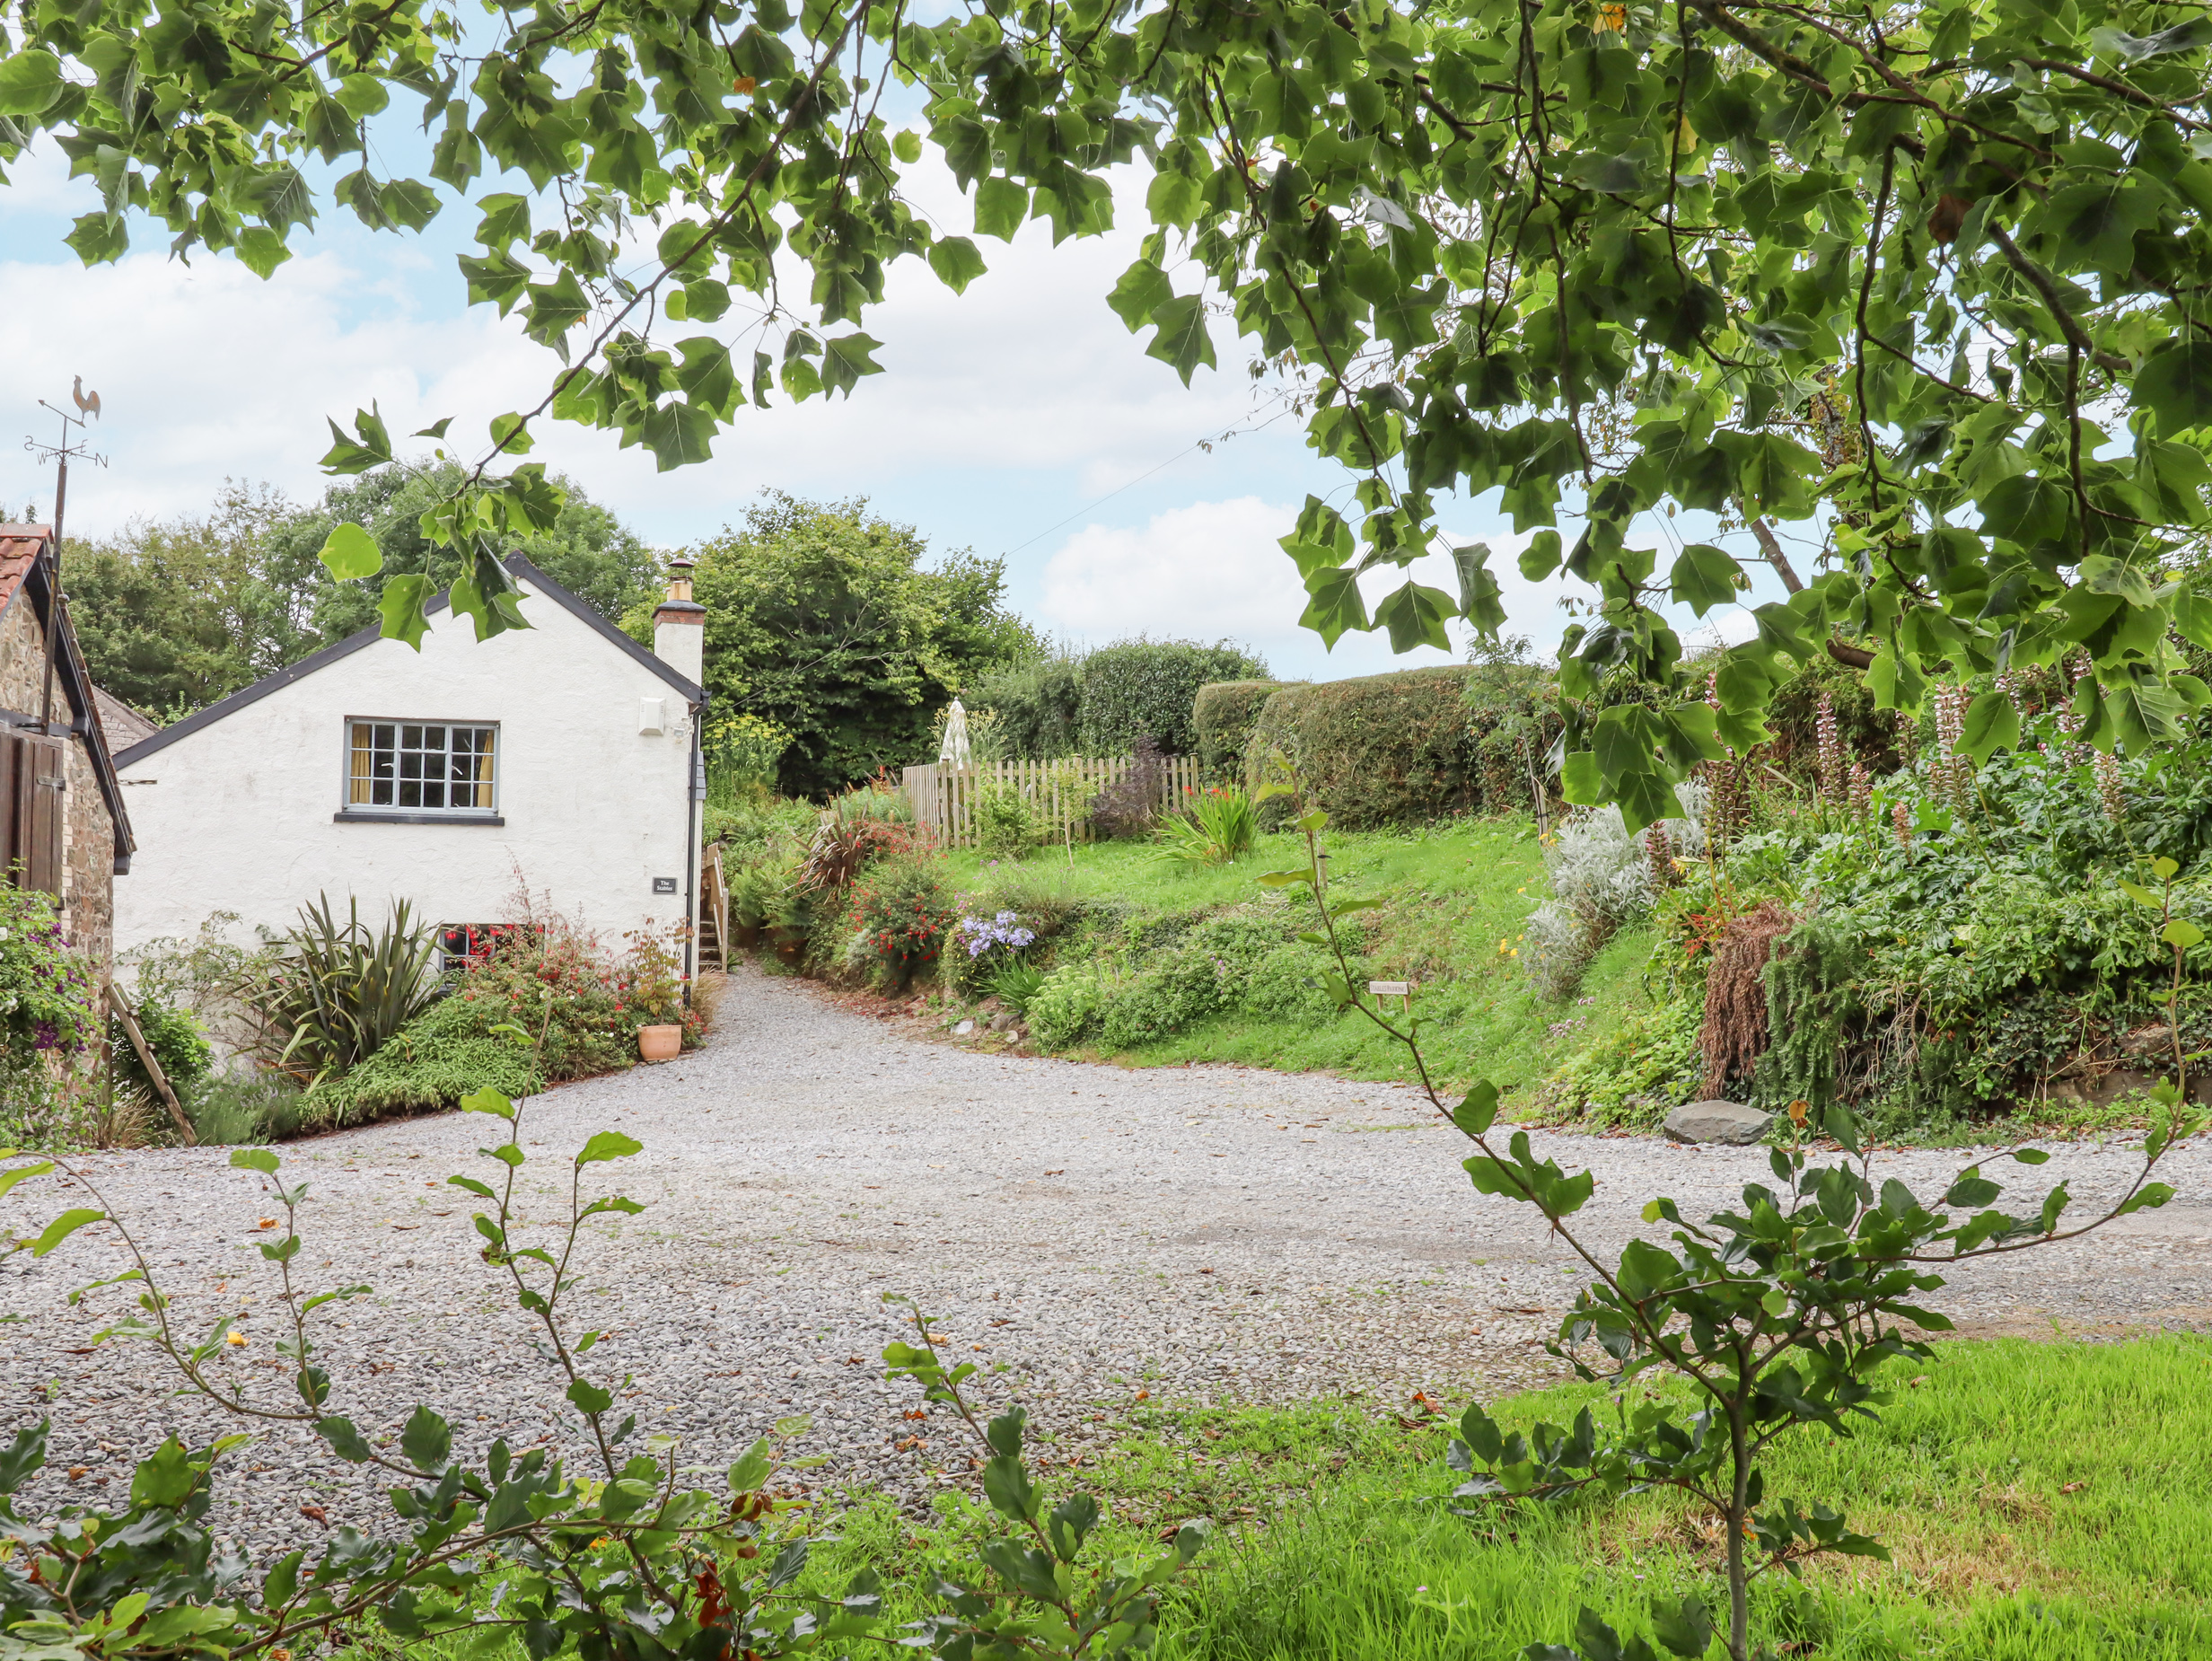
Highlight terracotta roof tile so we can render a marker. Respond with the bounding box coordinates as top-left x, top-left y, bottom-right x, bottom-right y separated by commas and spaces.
0, 524, 47, 610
